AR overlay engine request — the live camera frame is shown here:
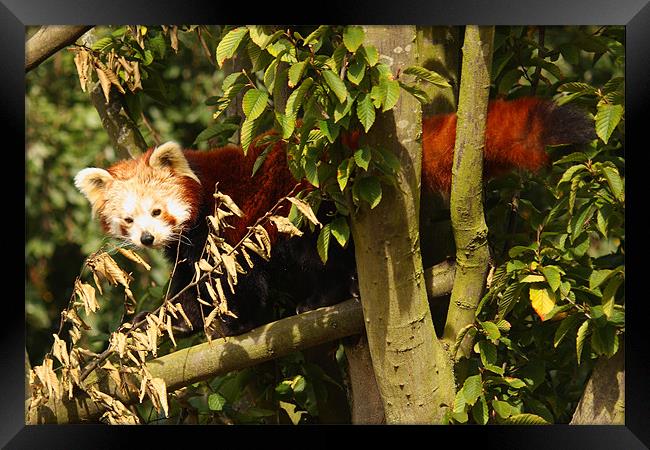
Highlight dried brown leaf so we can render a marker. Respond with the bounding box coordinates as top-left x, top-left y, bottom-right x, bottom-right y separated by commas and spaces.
52, 334, 70, 367
270, 215, 304, 237
287, 197, 322, 227
214, 192, 244, 217
117, 248, 151, 270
